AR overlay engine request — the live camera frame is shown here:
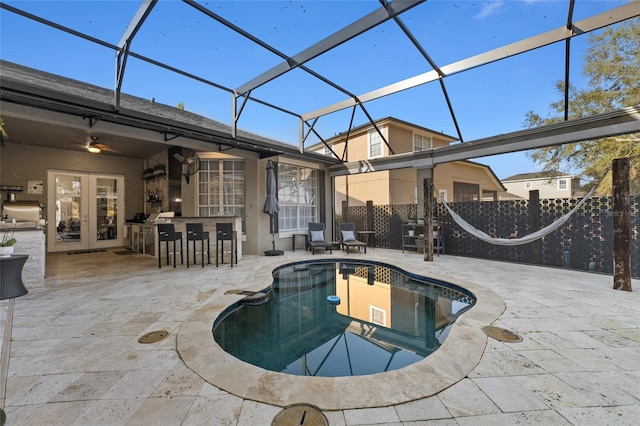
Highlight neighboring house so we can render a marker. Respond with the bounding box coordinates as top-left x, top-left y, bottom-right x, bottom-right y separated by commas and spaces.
311, 117, 505, 206
501, 171, 581, 199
